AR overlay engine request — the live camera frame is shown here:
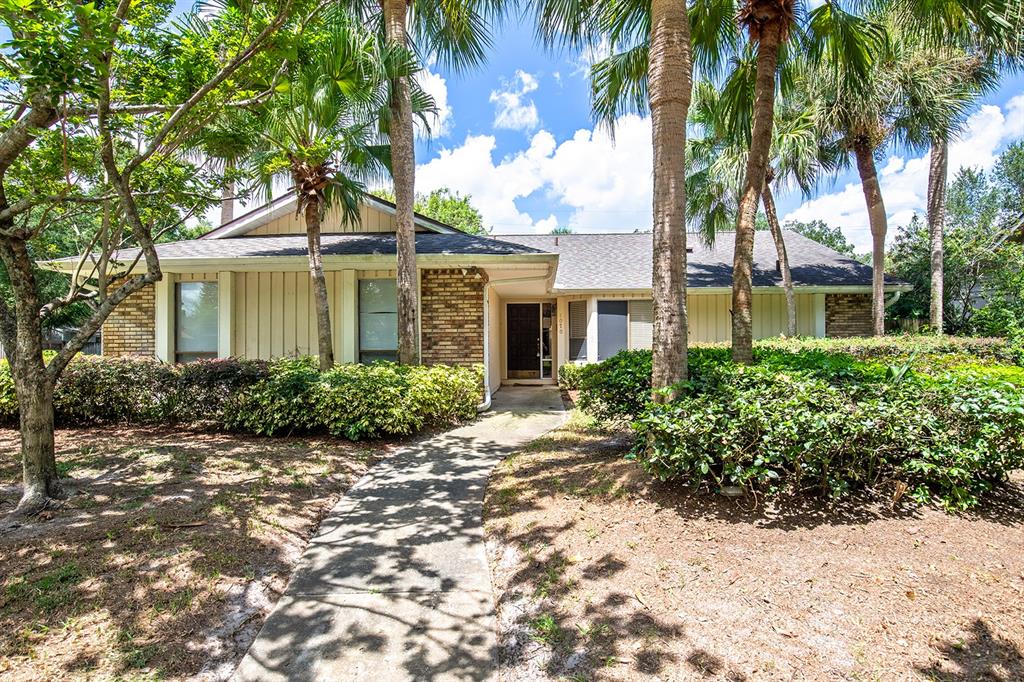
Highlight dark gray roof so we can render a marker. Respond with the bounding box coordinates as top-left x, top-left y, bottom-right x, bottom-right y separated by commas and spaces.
97, 232, 549, 261
496, 230, 890, 290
